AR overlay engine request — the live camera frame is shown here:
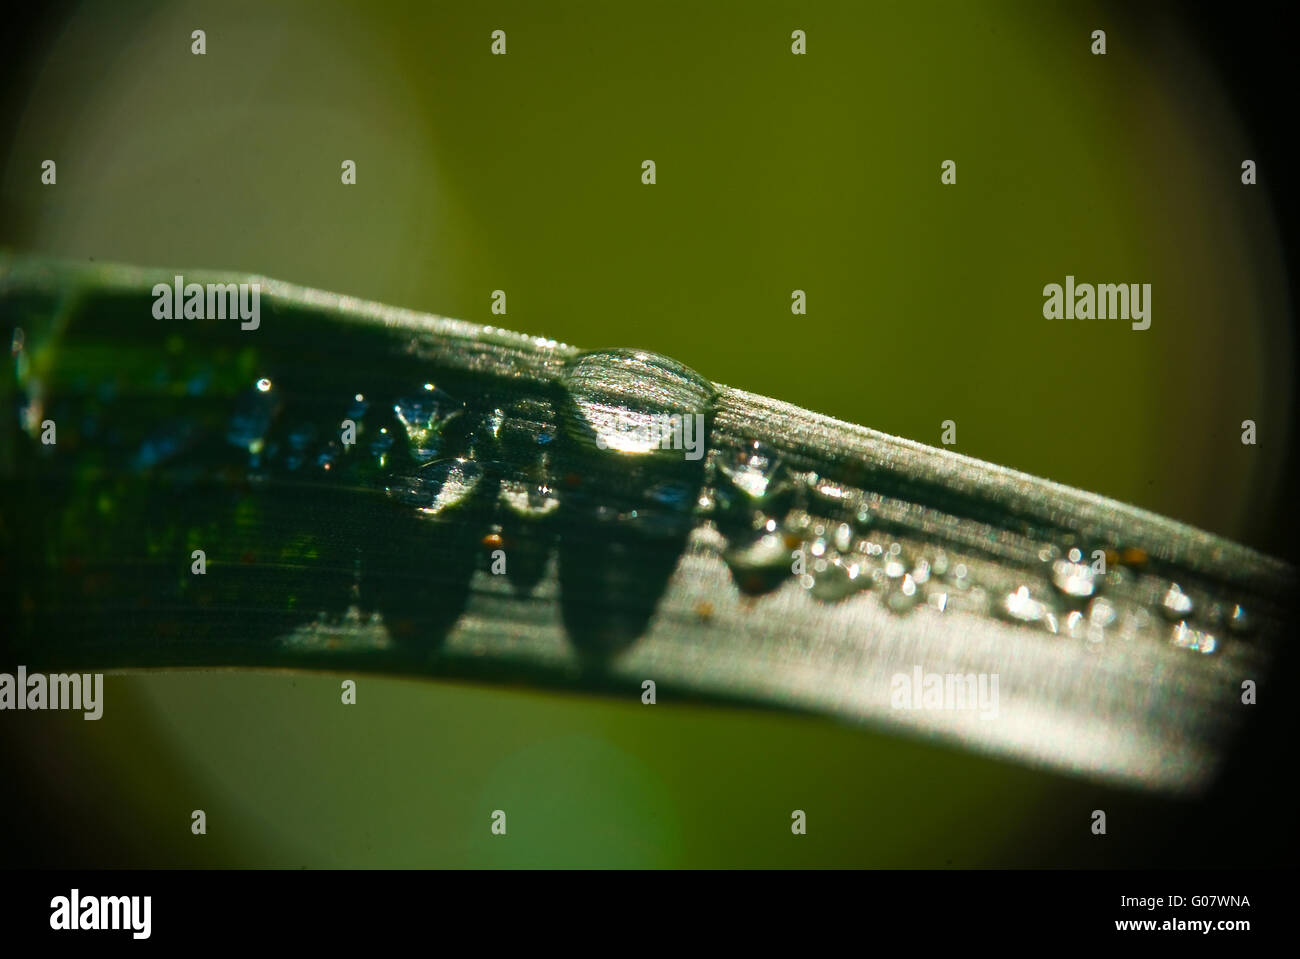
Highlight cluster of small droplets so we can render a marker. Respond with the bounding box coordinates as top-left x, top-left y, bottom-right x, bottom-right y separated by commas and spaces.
1154, 580, 1252, 655
703, 438, 1252, 655
708, 443, 991, 616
